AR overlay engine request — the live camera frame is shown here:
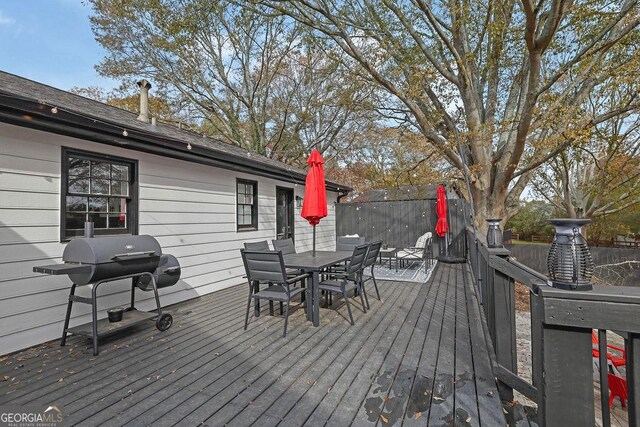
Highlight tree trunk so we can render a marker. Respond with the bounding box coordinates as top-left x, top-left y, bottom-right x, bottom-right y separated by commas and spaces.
470, 183, 509, 236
